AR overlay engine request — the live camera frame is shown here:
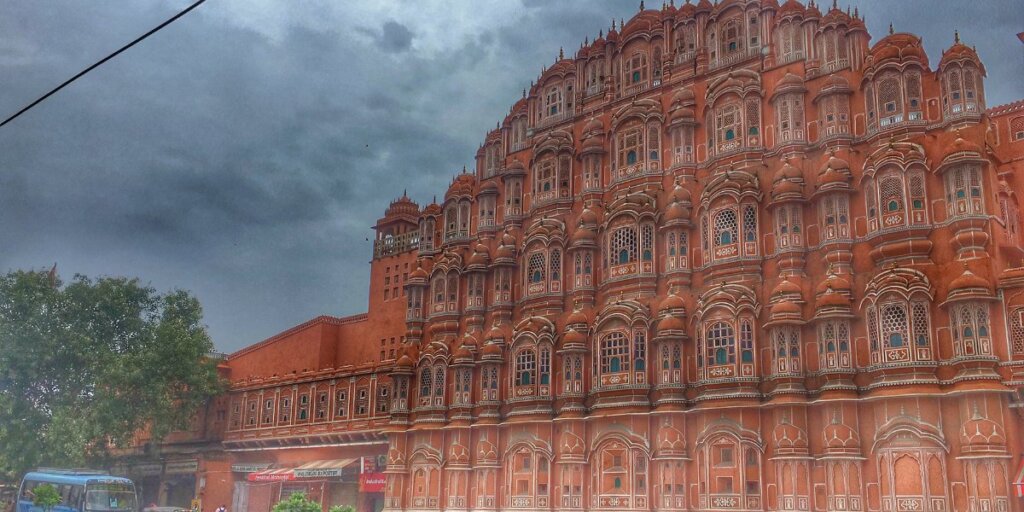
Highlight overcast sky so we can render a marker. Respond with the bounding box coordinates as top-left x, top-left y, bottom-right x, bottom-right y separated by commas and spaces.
1, 1, 1021, 353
